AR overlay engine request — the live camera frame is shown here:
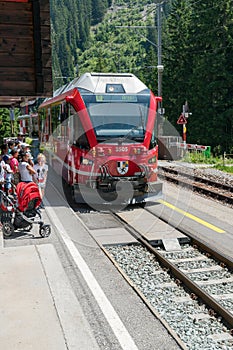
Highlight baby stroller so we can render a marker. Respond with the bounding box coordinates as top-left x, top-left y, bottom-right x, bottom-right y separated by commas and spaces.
0, 182, 51, 238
